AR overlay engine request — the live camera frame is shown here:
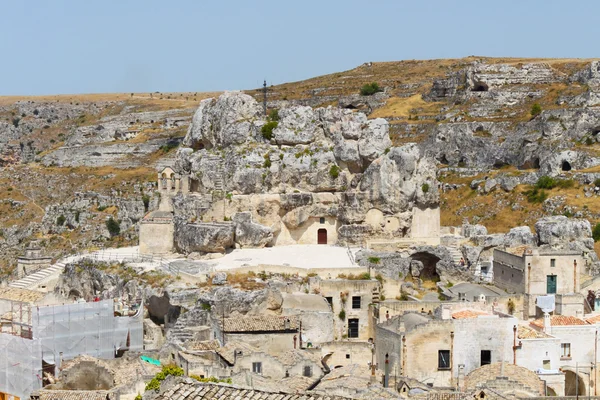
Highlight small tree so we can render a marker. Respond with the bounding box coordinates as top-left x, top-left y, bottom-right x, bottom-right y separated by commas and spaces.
593, 223, 600, 242
56, 215, 66, 226
422, 183, 430, 193
530, 103, 542, 117
106, 217, 121, 237
360, 82, 382, 96
261, 121, 278, 140
268, 109, 280, 122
